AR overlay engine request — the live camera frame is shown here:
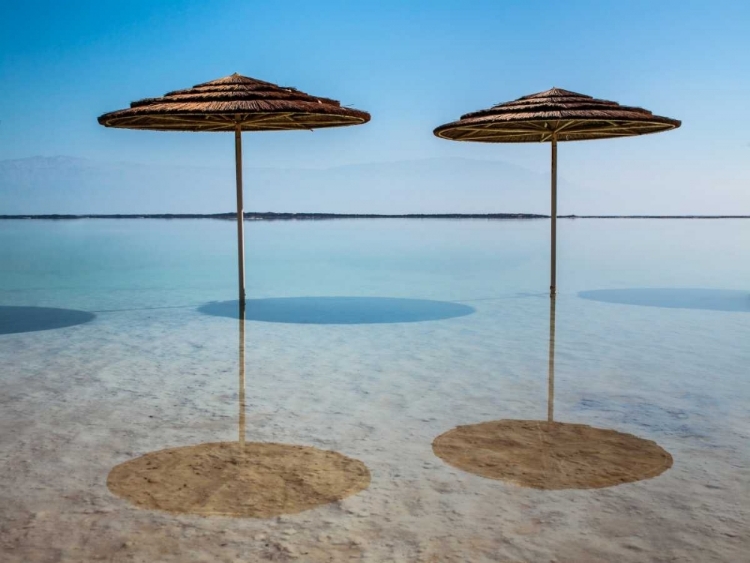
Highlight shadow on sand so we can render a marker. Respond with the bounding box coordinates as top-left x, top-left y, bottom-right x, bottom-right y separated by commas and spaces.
0, 306, 95, 335
198, 296, 475, 324
578, 288, 750, 312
